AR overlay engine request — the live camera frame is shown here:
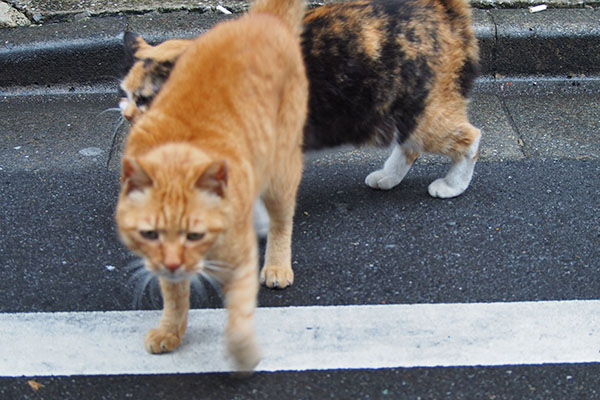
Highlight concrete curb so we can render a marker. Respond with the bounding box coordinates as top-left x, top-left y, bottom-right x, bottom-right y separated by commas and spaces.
0, 1, 29, 27
0, 8, 598, 92
5, 0, 600, 26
